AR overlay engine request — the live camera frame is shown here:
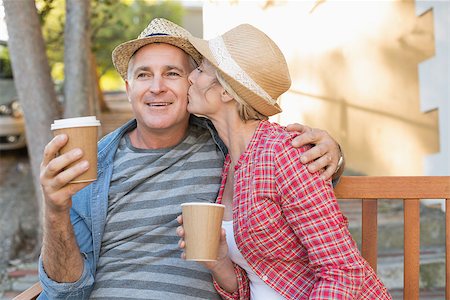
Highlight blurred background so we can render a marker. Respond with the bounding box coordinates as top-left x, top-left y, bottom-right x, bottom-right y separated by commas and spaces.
0, 0, 448, 299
